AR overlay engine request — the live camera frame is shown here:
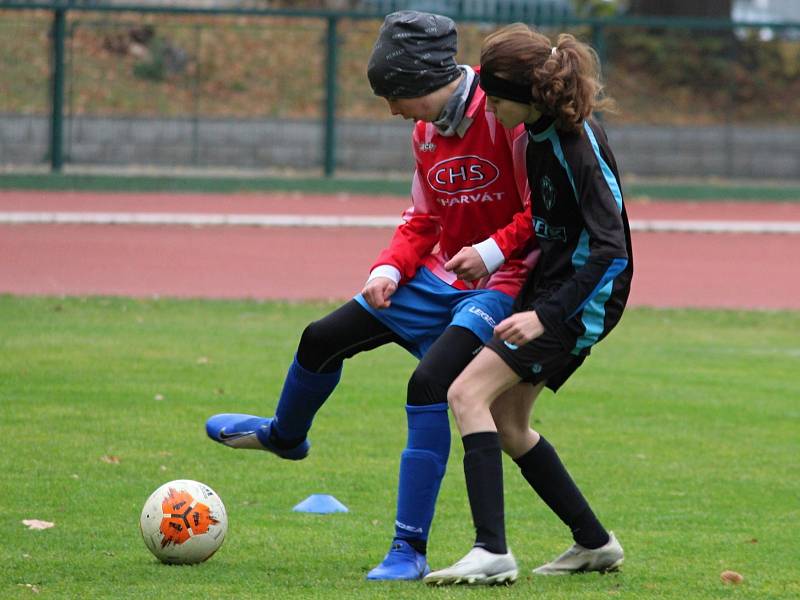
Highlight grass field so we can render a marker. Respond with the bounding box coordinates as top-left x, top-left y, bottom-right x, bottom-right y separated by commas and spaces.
2, 296, 798, 599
